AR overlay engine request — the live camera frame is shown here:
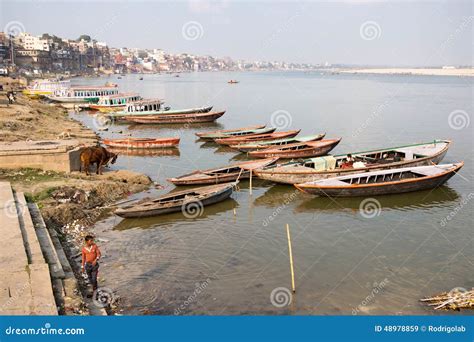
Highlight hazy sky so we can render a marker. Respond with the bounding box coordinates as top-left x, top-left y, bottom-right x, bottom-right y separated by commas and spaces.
1, 0, 472, 66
